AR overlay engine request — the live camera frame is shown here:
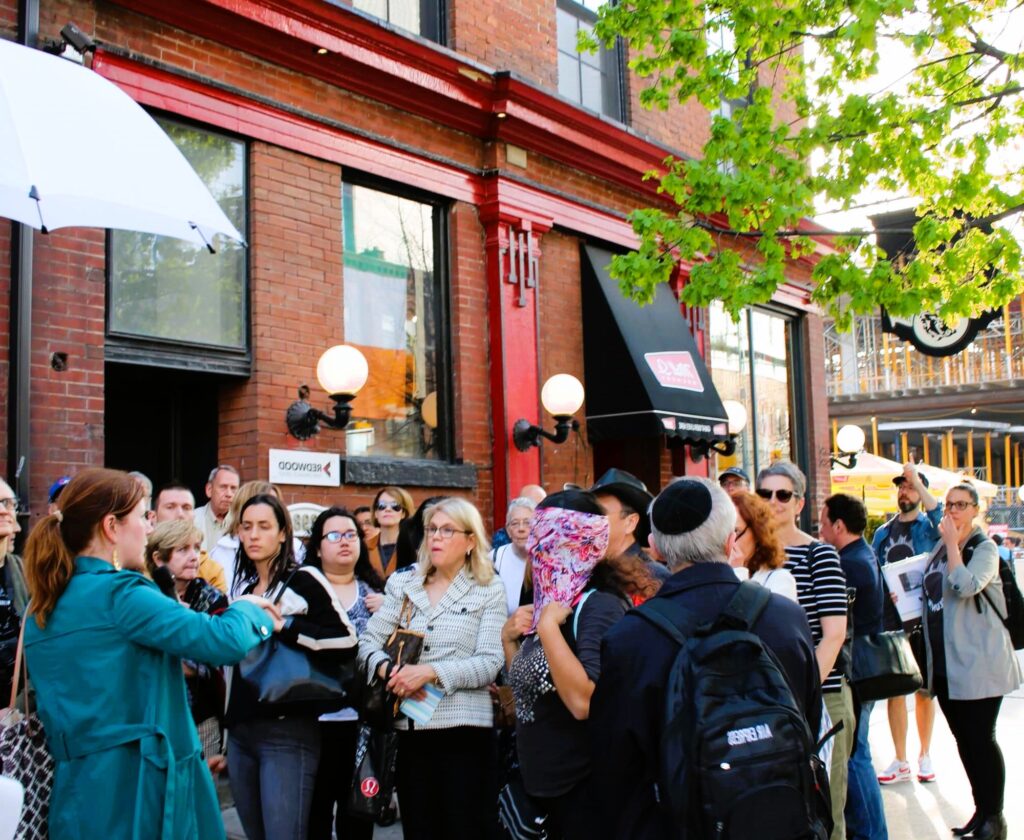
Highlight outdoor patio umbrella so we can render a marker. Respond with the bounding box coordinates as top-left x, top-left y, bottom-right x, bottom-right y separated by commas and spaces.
0, 38, 244, 247
831, 452, 907, 516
